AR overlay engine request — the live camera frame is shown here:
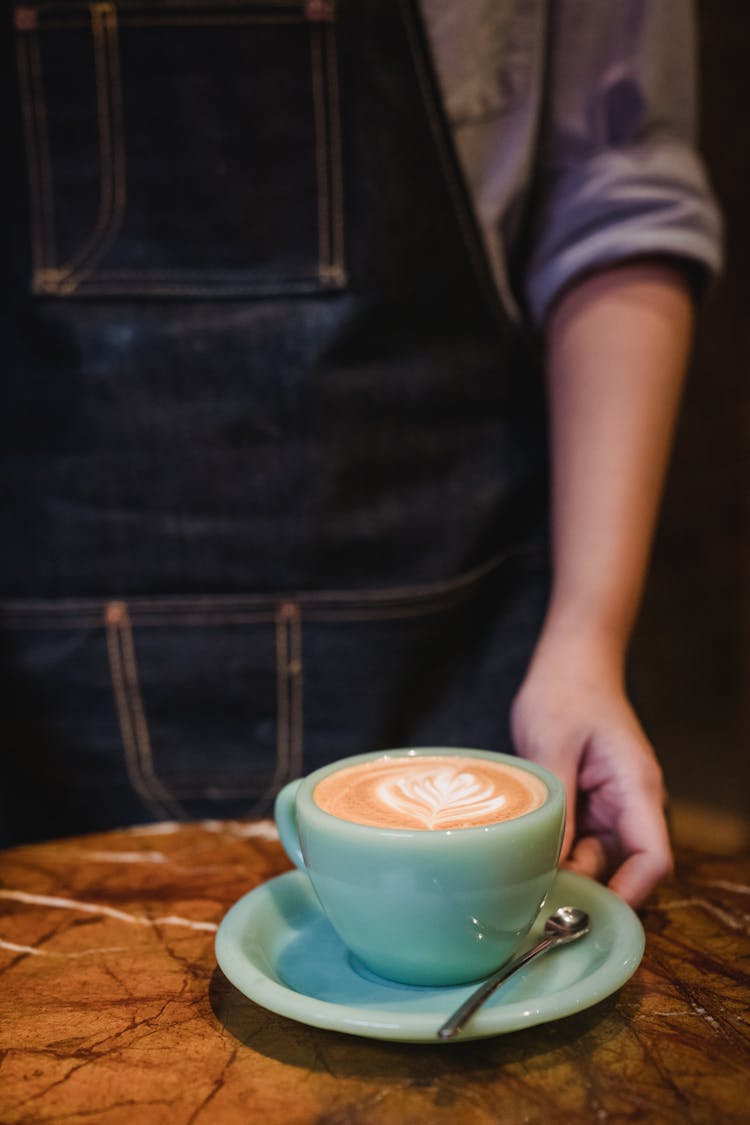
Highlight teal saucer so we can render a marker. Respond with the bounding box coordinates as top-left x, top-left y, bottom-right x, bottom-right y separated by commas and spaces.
215, 868, 644, 1043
